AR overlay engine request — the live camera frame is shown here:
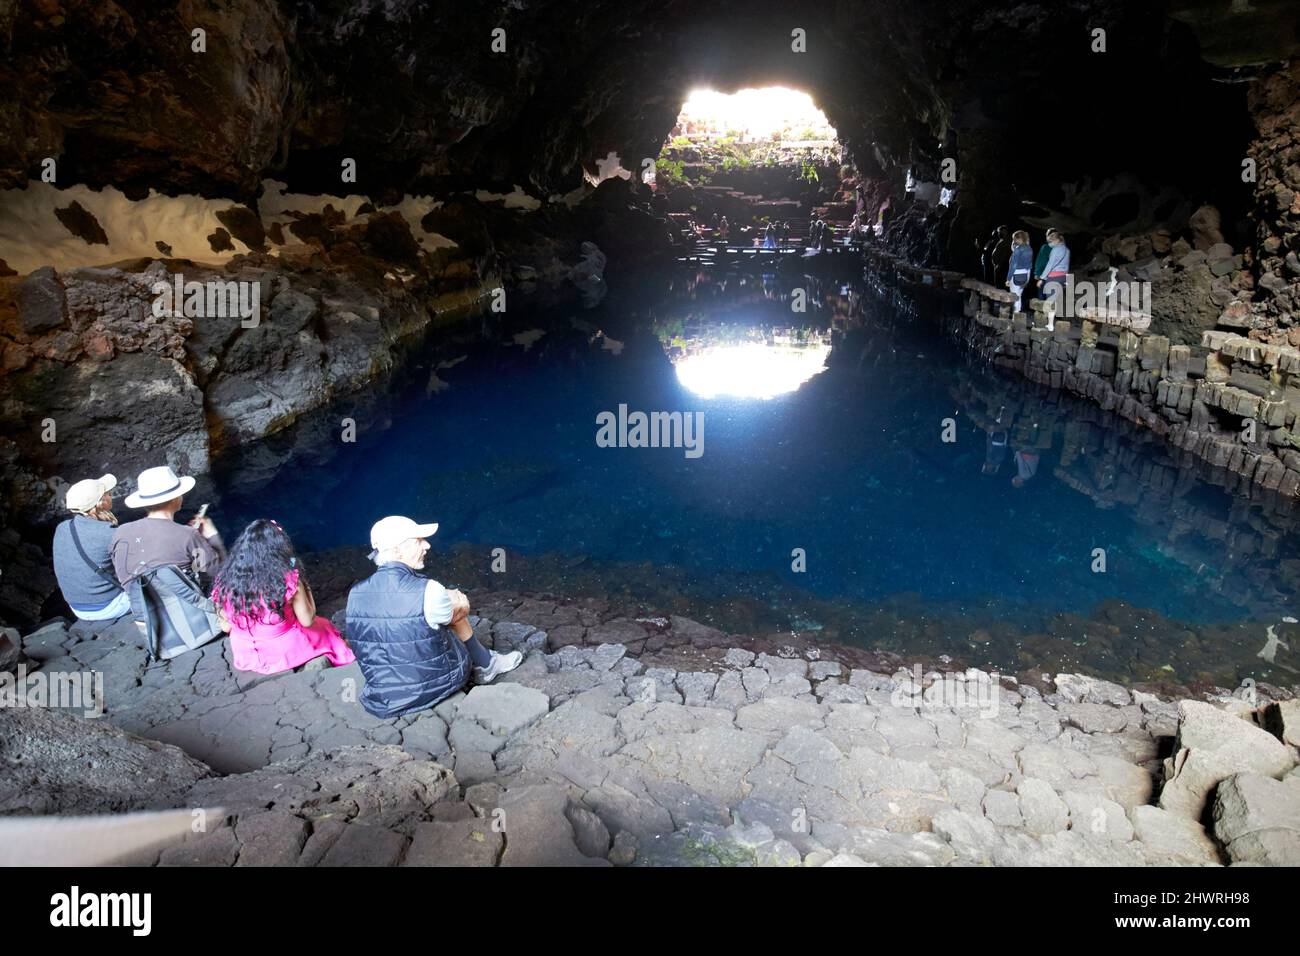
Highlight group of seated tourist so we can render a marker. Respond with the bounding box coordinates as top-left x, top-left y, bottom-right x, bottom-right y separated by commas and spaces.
50, 466, 522, 719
